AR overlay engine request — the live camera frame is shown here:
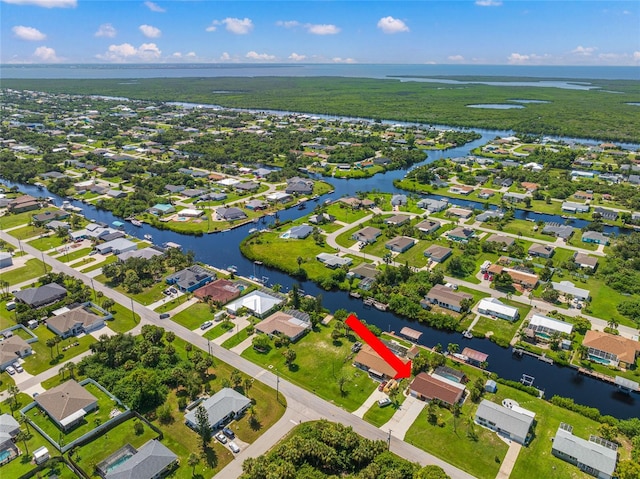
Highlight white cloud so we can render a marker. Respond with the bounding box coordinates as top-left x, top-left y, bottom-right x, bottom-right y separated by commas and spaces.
223, 17, 253, 34
220, 52, 231, 61
95, 23, 116, 38
2, 0, 76, 7
144, 1, 165, 12
289, 52, 306, 61
276, 20, 300, 29
172, 52, 182, 58
246, 51, 275, 61
33, 45, 60, 62
507, 52, 530, 64
475, 0, 502, 6
139, 24, 161, 38
571, 45, 596, 56
306, 24, 340, 35
377, 16, 409, 34
12, 25, 46, 41
186, 51, 196, 58
97, 42, 161, 62
205, 25, 217, 32
634, 51, 640, 61
332, 57, 356, 64
447, 55, 464, 62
